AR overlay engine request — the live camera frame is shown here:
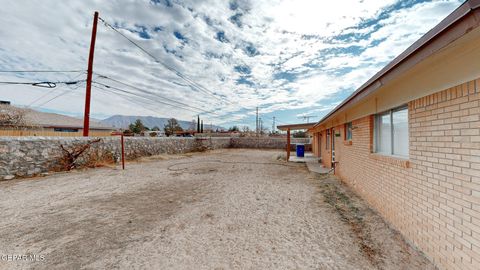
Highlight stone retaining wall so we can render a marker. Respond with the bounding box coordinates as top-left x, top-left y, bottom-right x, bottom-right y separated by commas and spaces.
0, 136, 299, 180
